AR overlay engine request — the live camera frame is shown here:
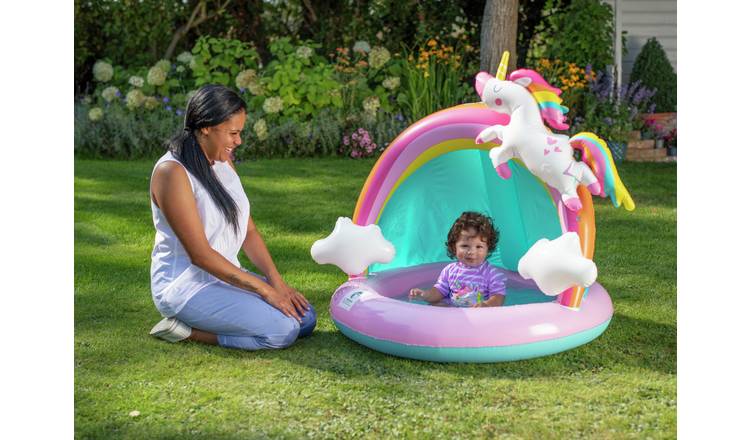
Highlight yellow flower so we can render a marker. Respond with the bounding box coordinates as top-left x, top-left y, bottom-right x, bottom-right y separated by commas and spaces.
427, 39, 437, 47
